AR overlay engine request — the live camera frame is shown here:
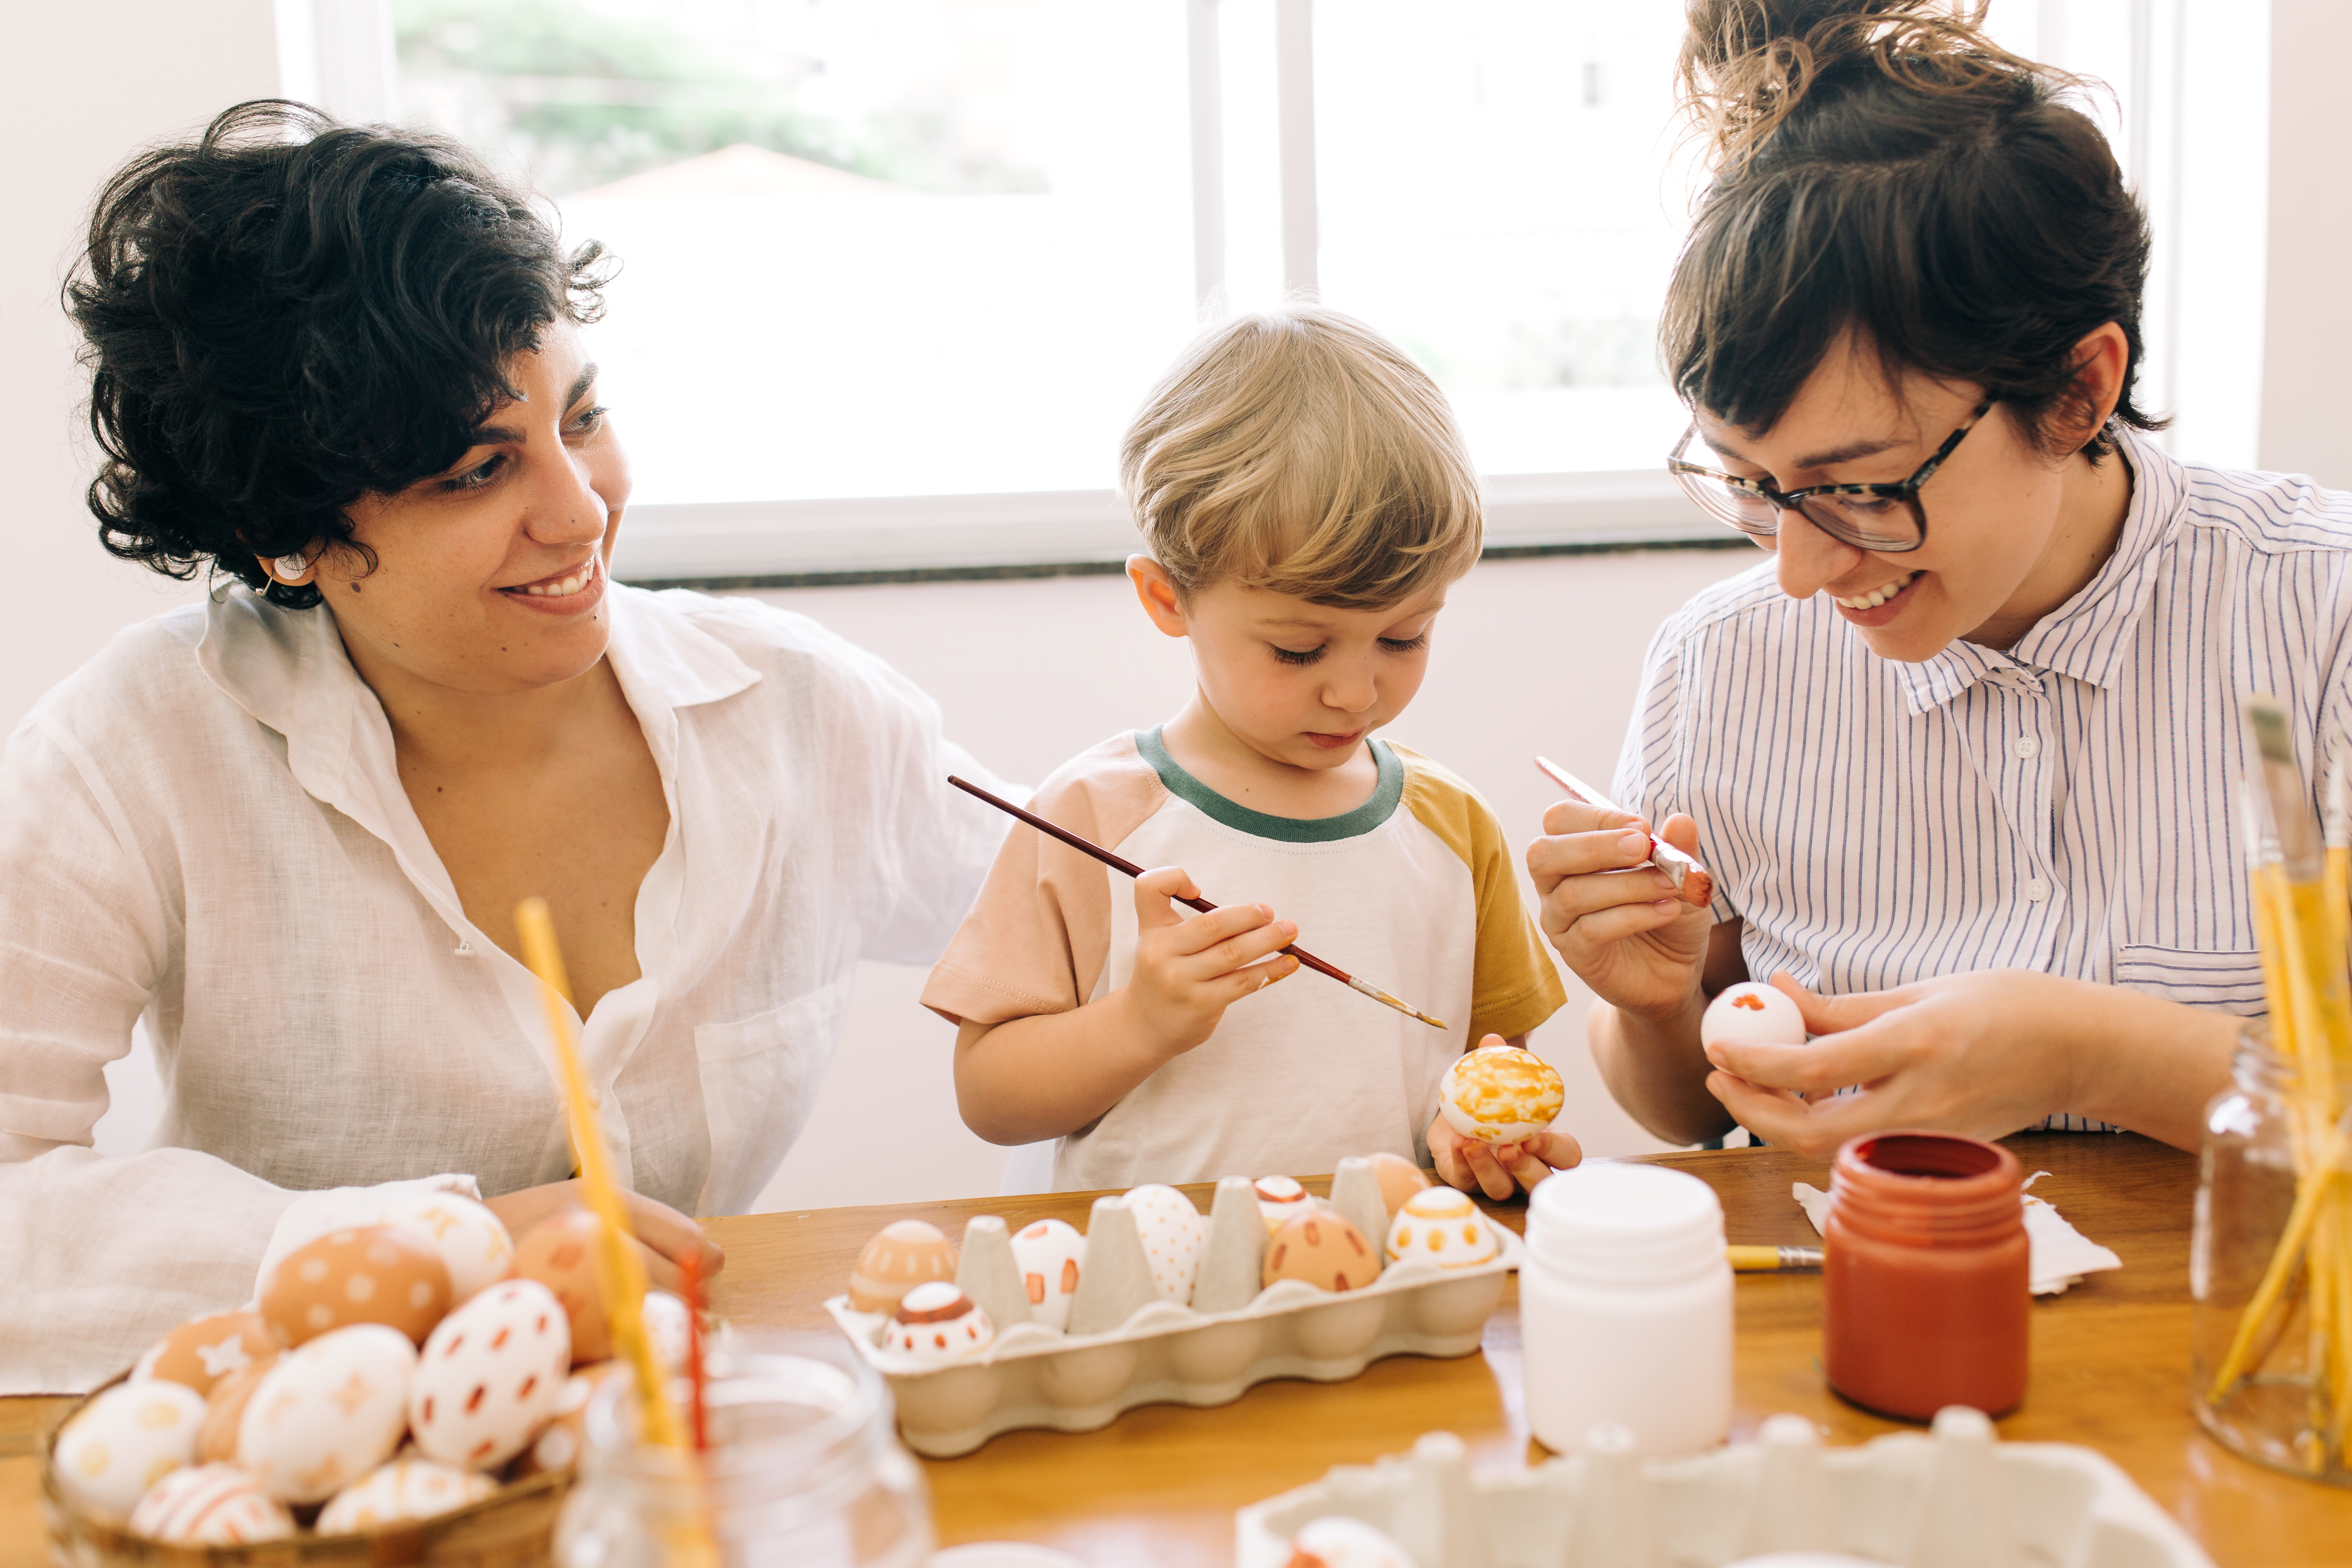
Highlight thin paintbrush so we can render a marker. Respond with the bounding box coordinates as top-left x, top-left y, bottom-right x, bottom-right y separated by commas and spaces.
949, 774, 1448, 1029
1533, 756, 1715, 907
